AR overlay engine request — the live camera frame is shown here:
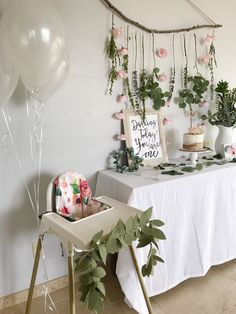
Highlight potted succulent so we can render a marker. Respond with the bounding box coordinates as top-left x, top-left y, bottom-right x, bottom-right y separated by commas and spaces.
176, 75, 209, 151
201, 80, 236, 154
